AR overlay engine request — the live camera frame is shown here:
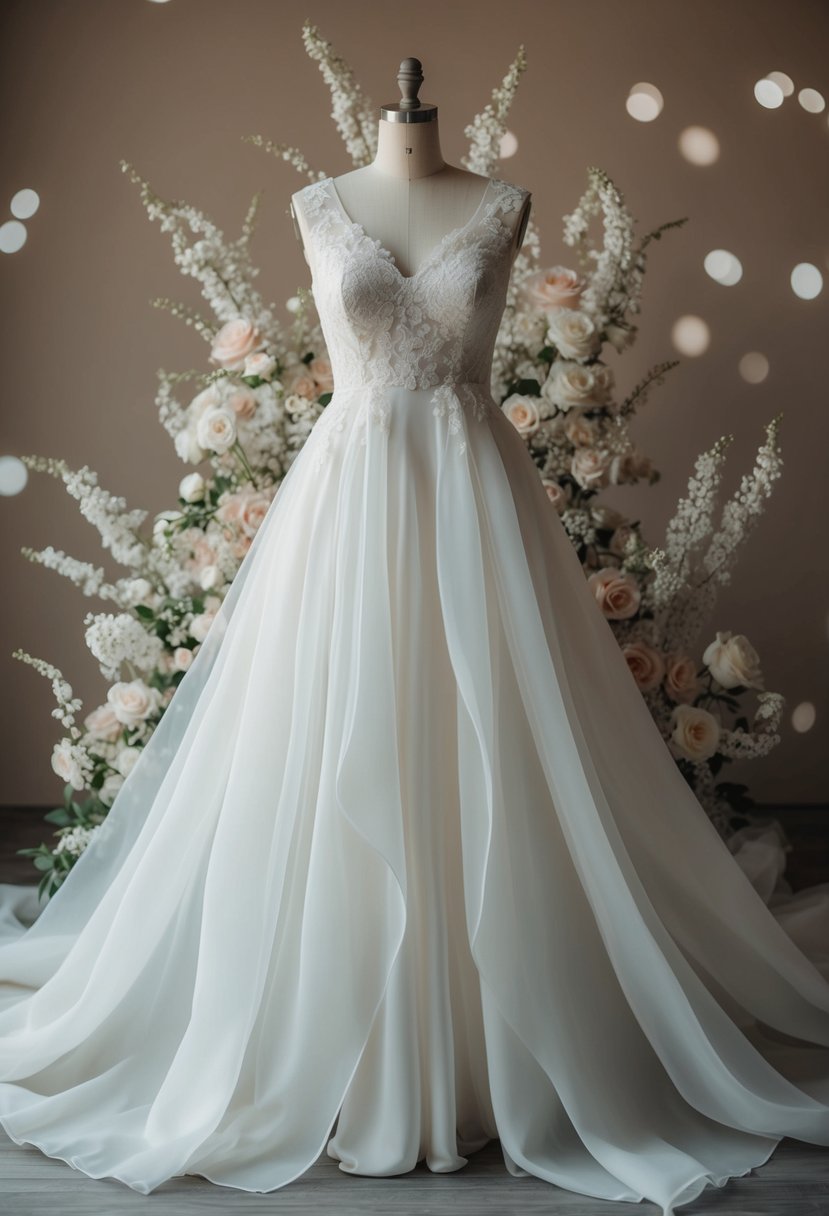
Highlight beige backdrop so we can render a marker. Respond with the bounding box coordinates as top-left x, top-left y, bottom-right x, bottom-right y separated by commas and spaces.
1, 0, 827, 807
